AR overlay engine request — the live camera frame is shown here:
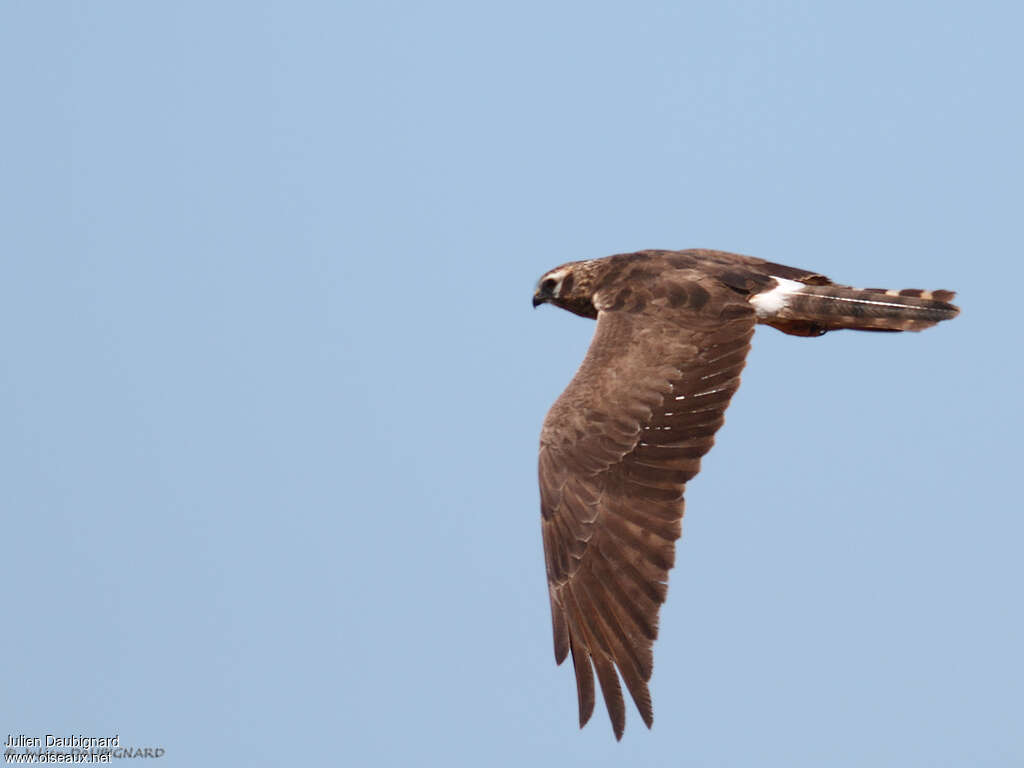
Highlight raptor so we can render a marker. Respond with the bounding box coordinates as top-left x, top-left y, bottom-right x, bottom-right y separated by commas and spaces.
533, 249, 959, 739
